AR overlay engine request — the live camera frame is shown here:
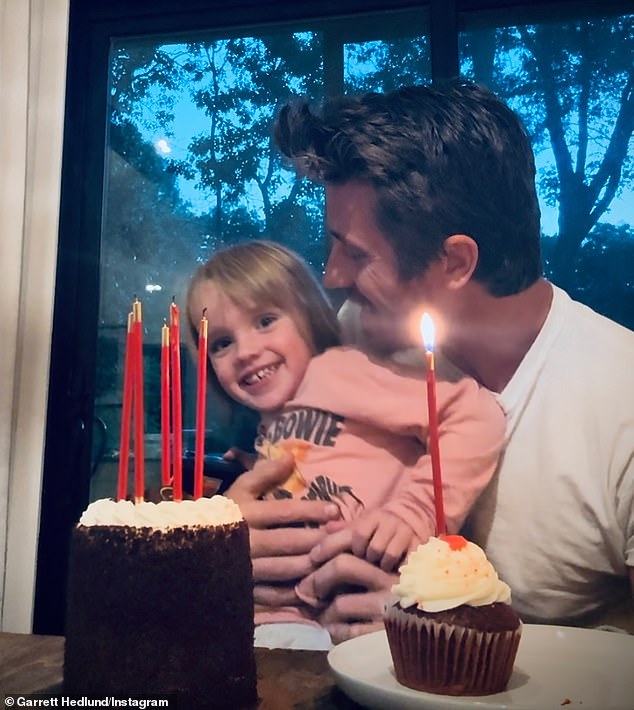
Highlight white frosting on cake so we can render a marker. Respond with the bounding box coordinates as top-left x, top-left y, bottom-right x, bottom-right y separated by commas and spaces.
392, 535, 511, 612
79, 495, 243, 529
